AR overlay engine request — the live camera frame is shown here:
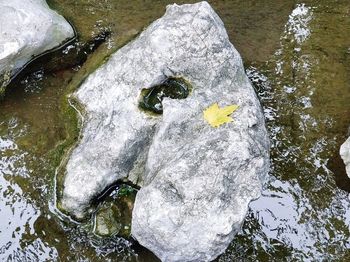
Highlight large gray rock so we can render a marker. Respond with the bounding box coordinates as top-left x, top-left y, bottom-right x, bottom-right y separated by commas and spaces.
0, 0, 74, 87
59, 1, 269, 261
340, 137, 350, 177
